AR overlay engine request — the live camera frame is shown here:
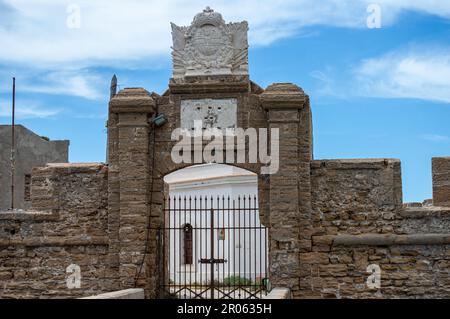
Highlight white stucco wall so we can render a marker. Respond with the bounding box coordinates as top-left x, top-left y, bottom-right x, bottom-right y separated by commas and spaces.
164, 164, 268, 286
